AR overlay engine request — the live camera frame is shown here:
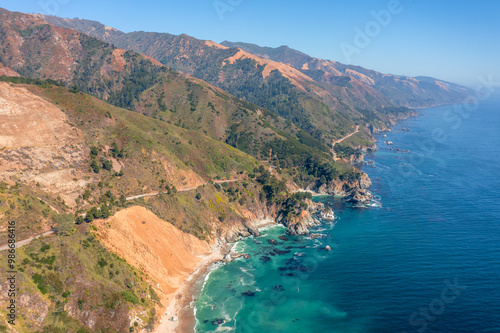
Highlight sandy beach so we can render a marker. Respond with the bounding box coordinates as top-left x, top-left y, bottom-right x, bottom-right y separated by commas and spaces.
154, 250, 225, 333
93, 205, 280, 333
92, 206, 219, 333
154, 217, 278, 333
